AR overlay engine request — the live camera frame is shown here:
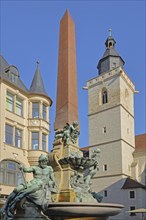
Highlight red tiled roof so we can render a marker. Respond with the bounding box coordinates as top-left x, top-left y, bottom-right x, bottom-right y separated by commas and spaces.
135, 133, 146, 152
81, 147, 89, 151
122, 177, 146, 189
